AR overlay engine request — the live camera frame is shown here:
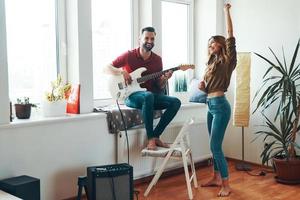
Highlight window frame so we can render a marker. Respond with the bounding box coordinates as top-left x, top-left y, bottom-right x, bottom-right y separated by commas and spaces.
0, 0, 195, 124
161, 0, 194, 65
161, 0, 195, 83
55, 0, 68, 80
4, 0, 67, 104
93, 0, 139, 107
94, 0, 194, 106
